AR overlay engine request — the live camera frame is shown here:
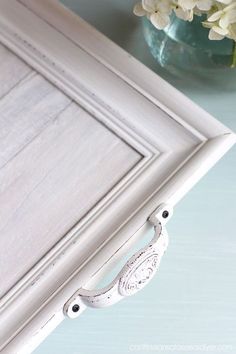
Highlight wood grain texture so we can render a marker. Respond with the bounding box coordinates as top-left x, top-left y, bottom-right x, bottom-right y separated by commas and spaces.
0, 97, 141, 298
0, 71, 71, 169
0, 43, 32, 98
0, 41, 141, 300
